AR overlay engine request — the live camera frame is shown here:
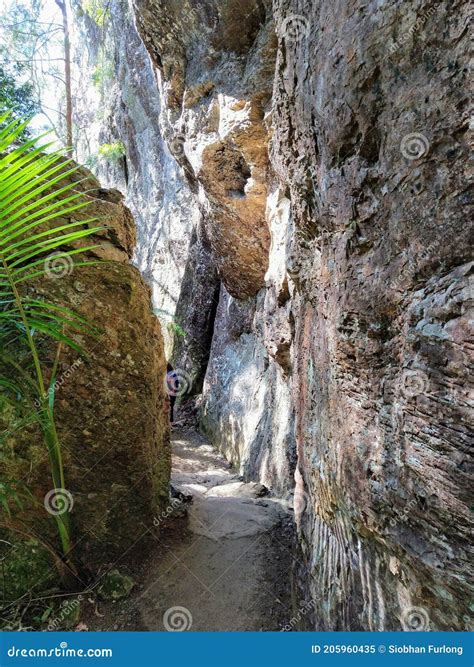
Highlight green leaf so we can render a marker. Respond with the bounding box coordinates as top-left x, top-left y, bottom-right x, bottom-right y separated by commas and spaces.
0, 116, 104, 564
